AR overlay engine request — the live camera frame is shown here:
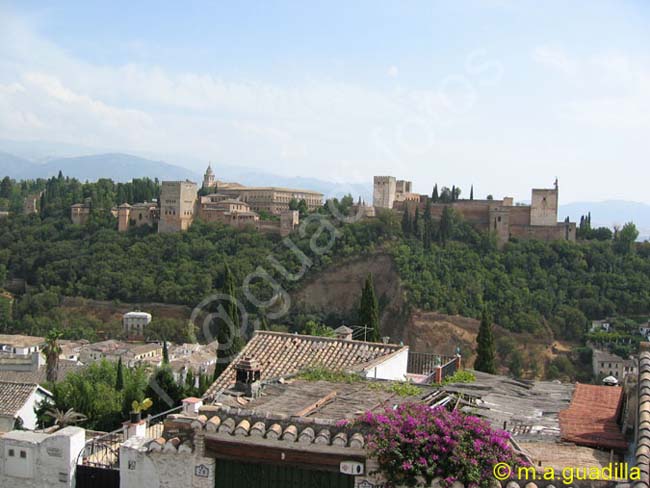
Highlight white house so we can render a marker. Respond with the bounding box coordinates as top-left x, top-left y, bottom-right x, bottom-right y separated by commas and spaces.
0, 334, 44, 356
639, 322, 650, 339
590, 320, 611, 333
0, 381, 53, 432
0, 427, 85, 488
